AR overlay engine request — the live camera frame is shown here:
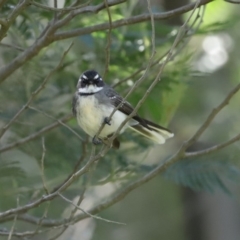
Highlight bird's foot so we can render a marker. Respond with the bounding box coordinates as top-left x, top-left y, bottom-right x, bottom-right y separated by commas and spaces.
104, 117, 111, 125
92, 136, 102, 145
